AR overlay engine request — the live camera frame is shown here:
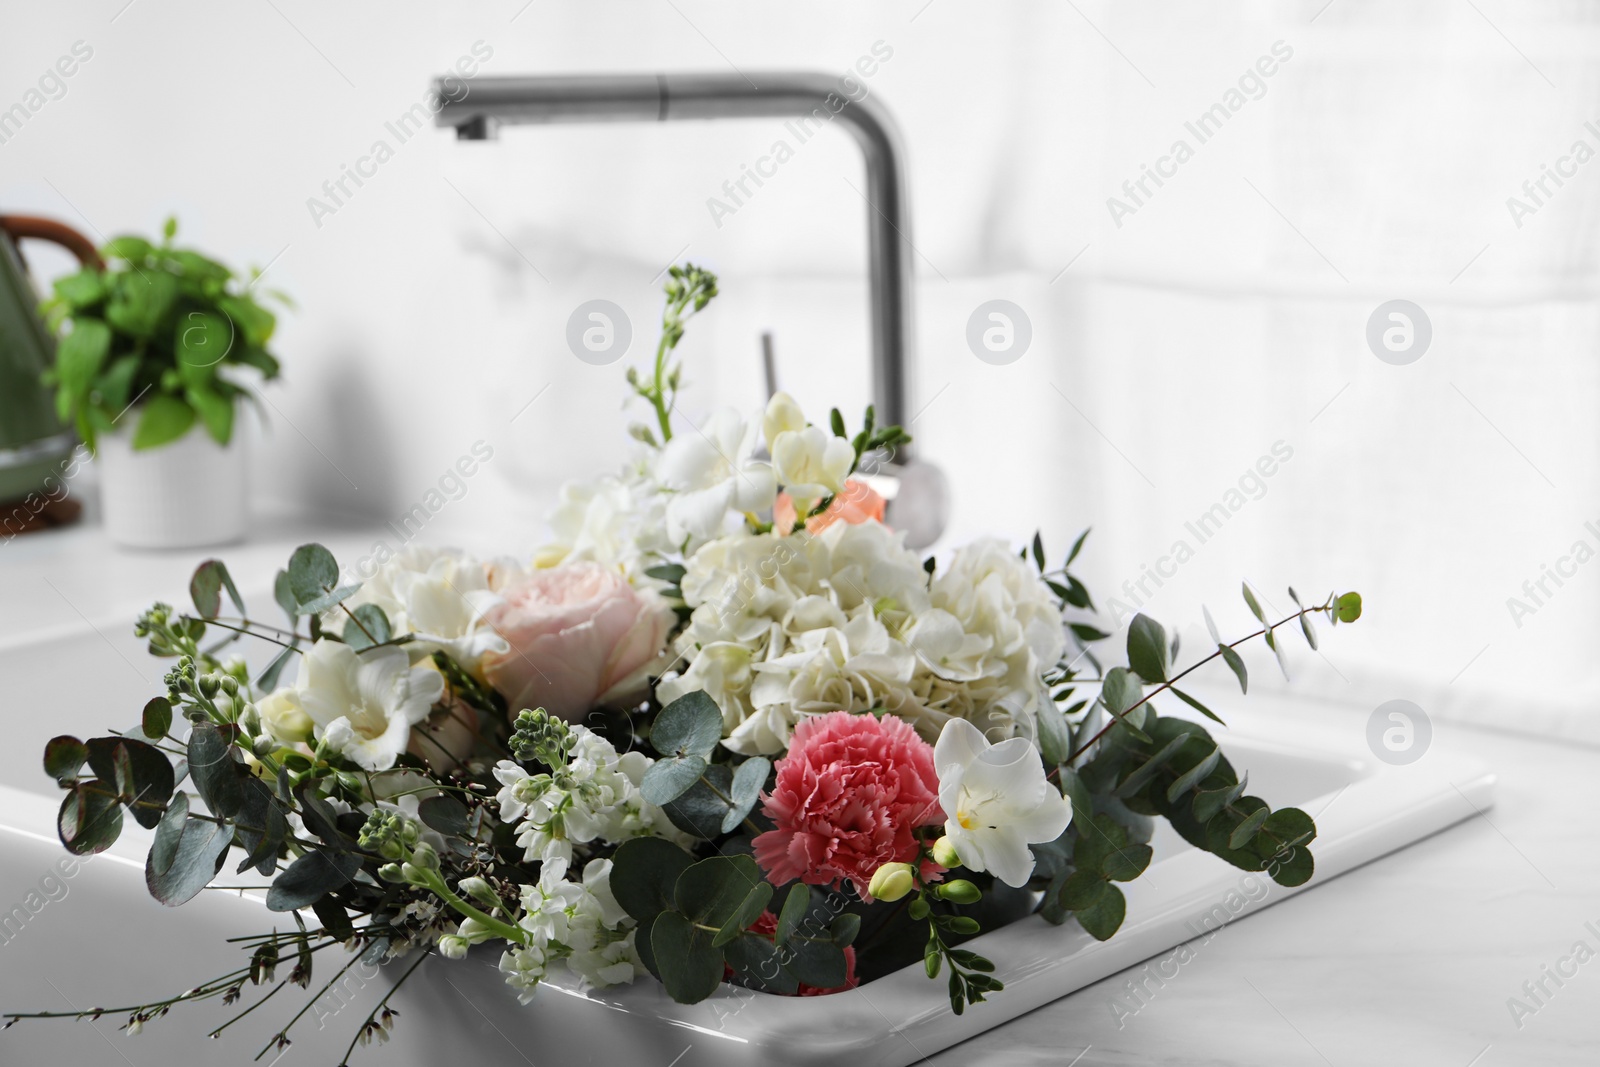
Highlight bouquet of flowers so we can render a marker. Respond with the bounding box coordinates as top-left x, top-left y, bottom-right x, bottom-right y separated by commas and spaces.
10, 265, 1361, 1061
